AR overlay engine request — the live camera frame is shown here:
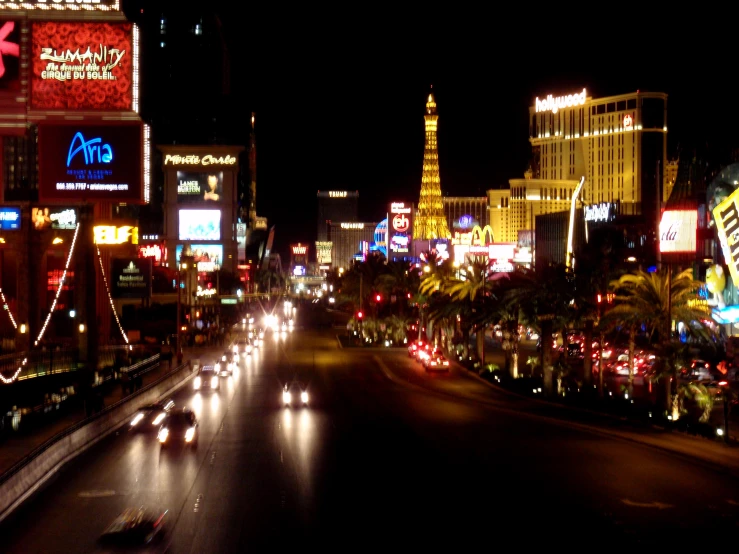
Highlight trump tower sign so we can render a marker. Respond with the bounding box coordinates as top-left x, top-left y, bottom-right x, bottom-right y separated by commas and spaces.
38, 122, 143, 202
110, 258, 151, 299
